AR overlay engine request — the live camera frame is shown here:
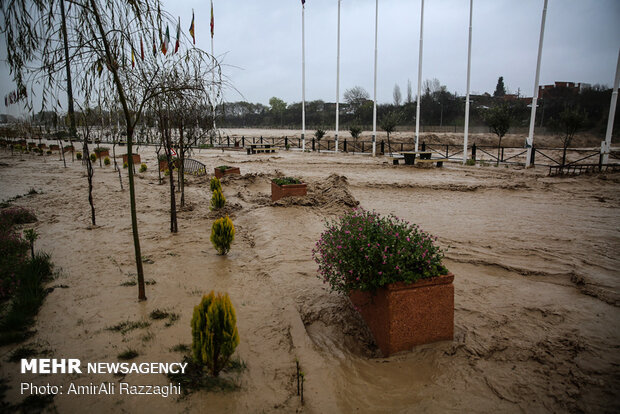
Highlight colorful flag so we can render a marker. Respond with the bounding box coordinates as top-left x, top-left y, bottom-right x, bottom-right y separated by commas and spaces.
131, 48, 135, 68
162, 25, 169, 55
140, 36, 144, 61
210, 2, 214, 38
175, 18, 180, 54
189, 10, 195, 44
